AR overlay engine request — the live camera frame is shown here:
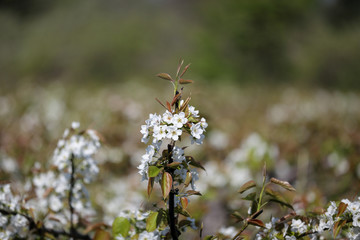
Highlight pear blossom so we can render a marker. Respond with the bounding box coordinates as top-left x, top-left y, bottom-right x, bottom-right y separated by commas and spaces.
167, 126, 182, 141
172, 112, 188, 128
71, 121, 80, 129
162, 110, 173, 124
188, 105, 199, 117
353, 214, 360, 227
291, 219, 307, 234
190, 123, 203, 139
153, 125, 167, 141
